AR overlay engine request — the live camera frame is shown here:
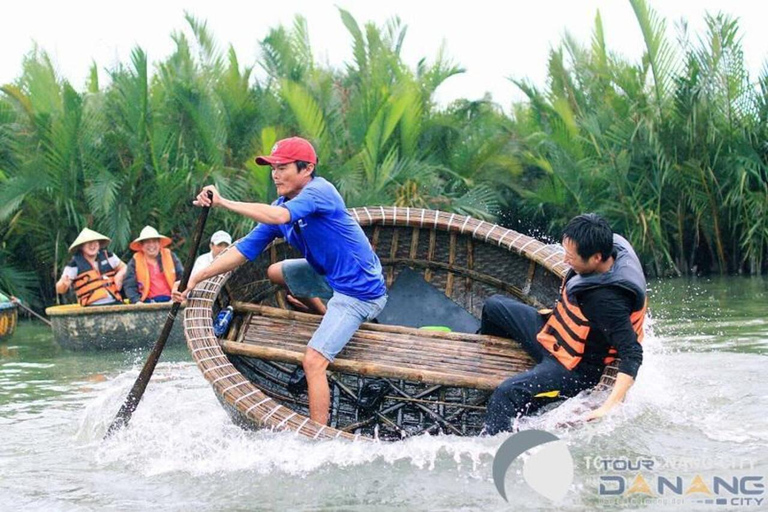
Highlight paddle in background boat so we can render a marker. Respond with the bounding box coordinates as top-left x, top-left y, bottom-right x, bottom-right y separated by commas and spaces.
104, 191, 213, 438
0, 290, 51, 327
